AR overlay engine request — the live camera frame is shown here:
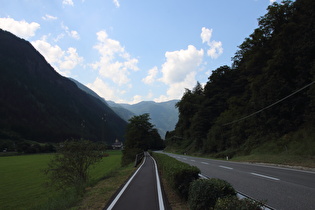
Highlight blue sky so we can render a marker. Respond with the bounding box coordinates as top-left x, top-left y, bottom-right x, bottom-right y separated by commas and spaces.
1, 0, 279, 104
